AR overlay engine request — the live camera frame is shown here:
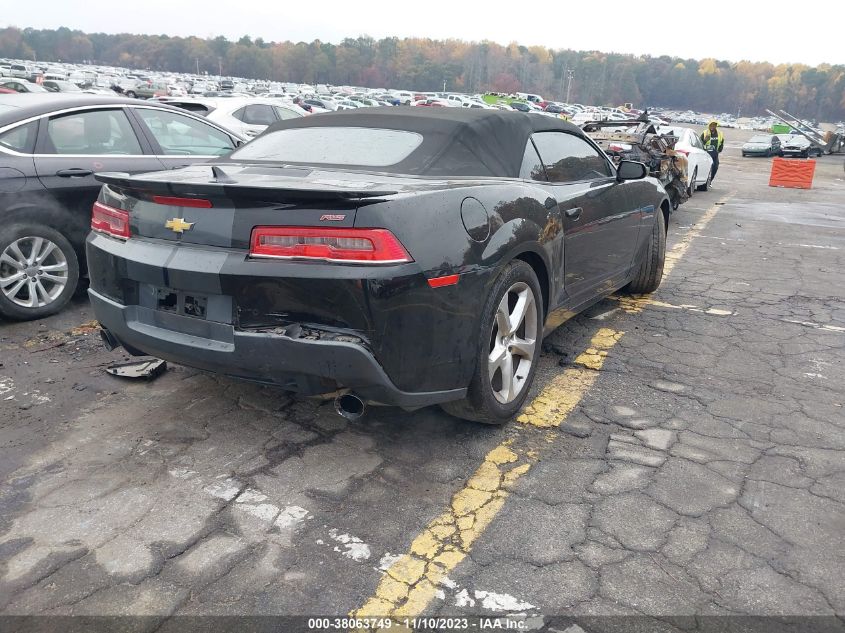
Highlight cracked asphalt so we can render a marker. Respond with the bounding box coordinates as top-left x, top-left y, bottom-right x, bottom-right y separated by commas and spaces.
1, 138, 844, 630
